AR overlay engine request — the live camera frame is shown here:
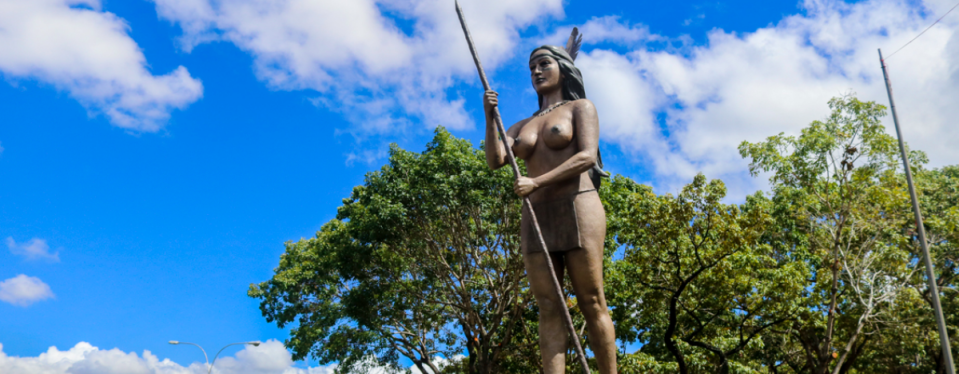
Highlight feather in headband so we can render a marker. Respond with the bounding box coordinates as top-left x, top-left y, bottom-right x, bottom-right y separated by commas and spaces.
565, 27, 583, 61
